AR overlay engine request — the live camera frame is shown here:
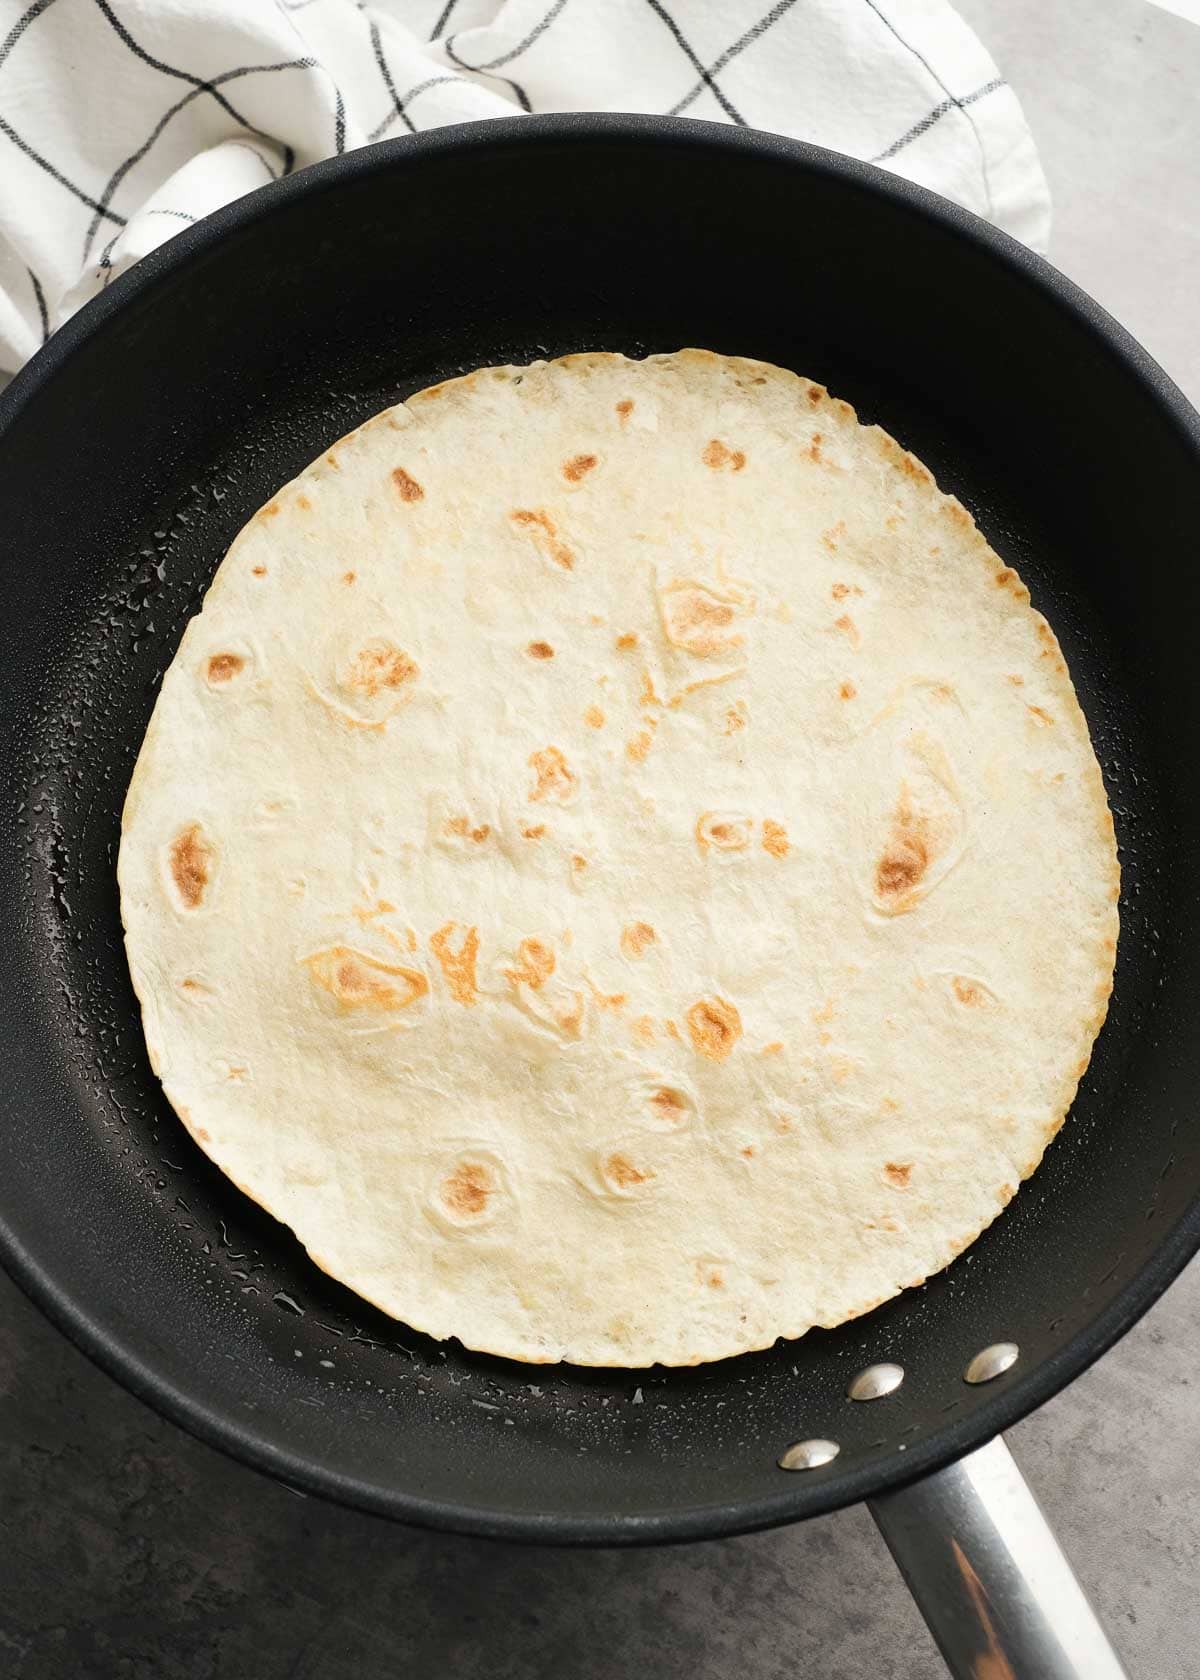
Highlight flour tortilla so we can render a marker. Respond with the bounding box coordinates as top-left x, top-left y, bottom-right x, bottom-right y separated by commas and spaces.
118, 350, 1119, 1367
